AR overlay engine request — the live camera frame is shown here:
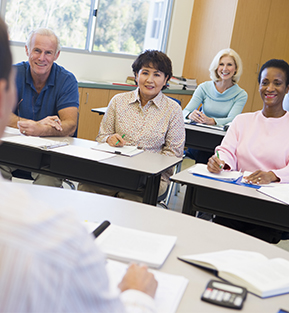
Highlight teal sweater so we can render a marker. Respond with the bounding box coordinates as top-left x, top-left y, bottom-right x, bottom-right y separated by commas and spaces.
183, 81, 248, 125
